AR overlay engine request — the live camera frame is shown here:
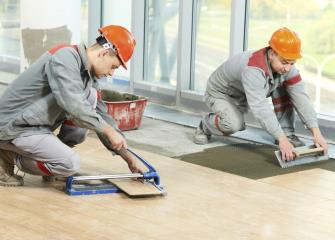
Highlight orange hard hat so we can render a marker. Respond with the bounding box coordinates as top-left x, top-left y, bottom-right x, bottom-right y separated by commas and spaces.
98, 25, 136, 69
268, 27, 302, 60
